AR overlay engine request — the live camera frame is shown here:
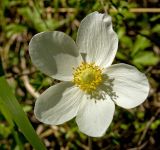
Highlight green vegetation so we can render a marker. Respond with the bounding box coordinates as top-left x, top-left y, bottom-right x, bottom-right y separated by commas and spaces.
0, 0, 160, 149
